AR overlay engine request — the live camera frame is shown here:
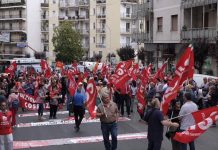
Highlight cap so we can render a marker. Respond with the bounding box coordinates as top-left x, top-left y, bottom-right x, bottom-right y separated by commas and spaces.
78, 82, 83, 86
